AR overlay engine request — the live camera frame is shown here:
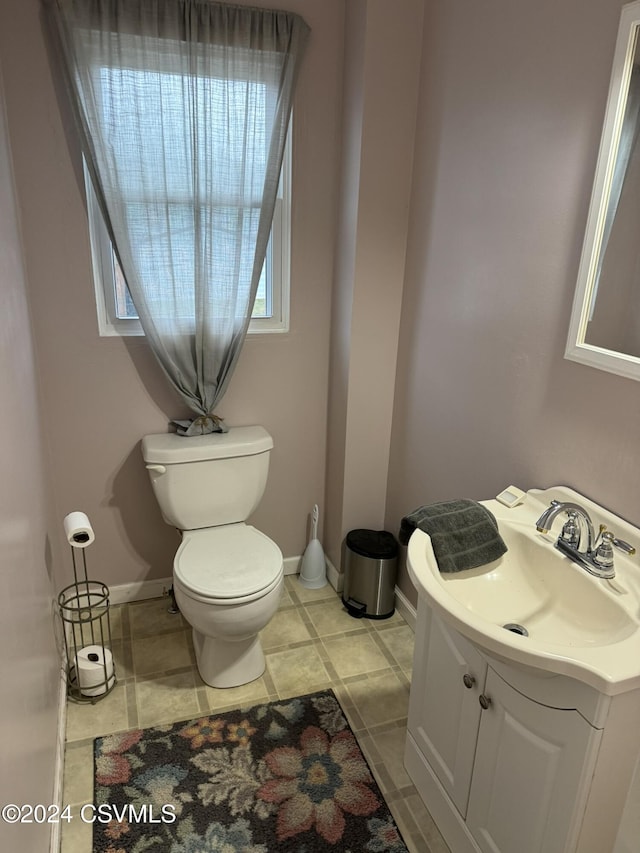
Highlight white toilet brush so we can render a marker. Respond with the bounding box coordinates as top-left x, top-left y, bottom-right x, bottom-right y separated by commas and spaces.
299, 504, 327, 589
